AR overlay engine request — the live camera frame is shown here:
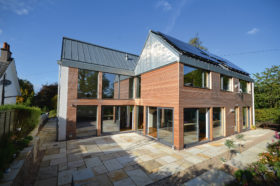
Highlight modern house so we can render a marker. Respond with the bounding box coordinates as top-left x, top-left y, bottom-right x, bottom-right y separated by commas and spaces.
0, 43, 21, 105
57, 30, 254, 150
